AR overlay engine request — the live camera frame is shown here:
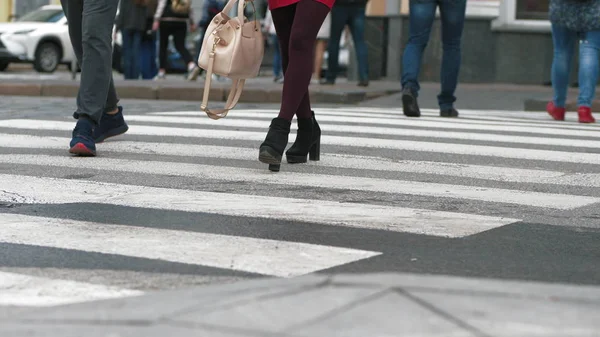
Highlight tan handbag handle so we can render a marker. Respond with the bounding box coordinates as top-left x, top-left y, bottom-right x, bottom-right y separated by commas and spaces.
200, 50, 245, 120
